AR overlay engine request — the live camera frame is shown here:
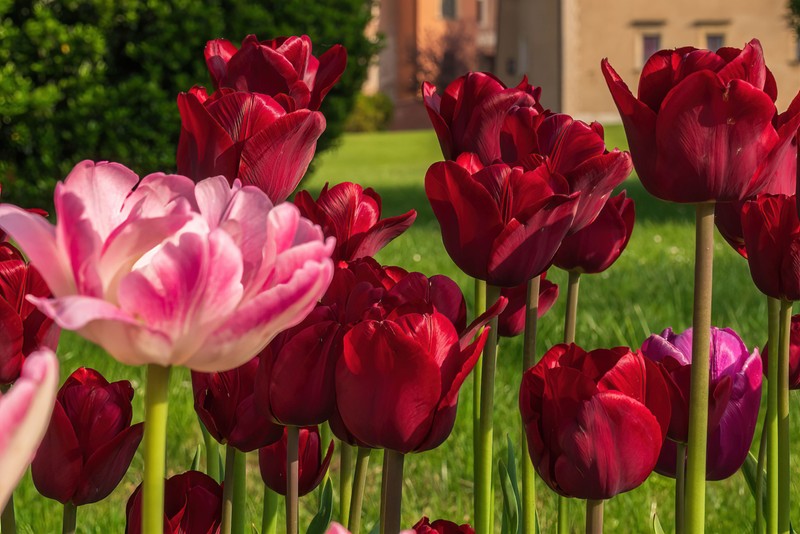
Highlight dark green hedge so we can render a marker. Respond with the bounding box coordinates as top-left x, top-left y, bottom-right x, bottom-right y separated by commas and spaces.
0, 0, 378, 207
